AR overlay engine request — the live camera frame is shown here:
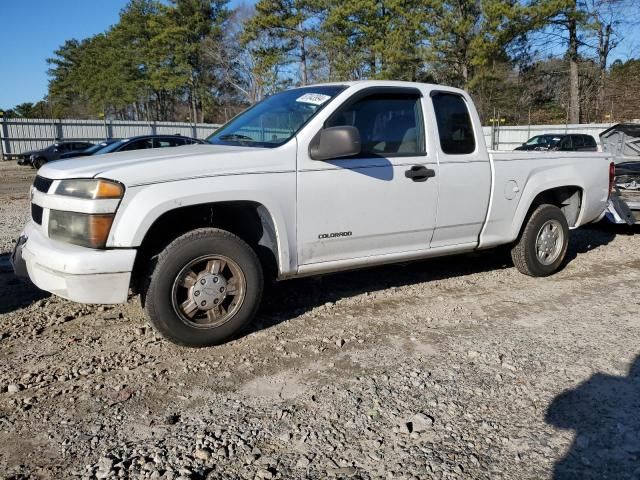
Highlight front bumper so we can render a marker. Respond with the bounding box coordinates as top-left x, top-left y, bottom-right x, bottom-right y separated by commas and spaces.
12, 222, 136, 304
